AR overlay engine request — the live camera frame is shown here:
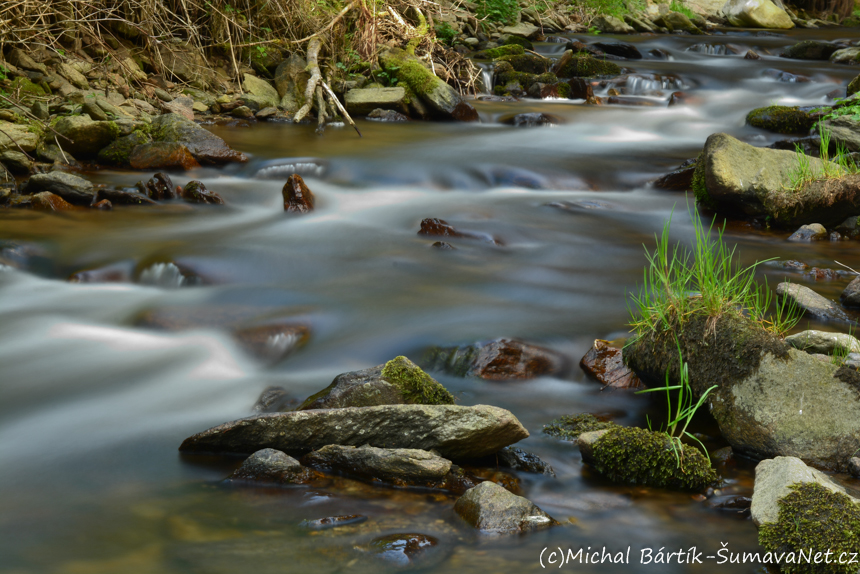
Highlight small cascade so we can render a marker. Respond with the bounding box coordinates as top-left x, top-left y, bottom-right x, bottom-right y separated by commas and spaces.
477, 62, 494, 94
138, 263, 196, 289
